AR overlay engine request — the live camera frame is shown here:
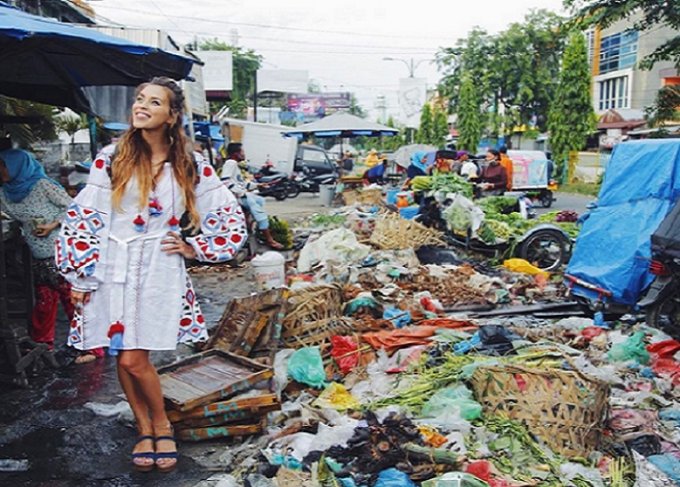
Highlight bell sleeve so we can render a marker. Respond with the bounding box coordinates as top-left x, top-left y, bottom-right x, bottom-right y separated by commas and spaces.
54, 147, 113, 292
186, 163, 248, 263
